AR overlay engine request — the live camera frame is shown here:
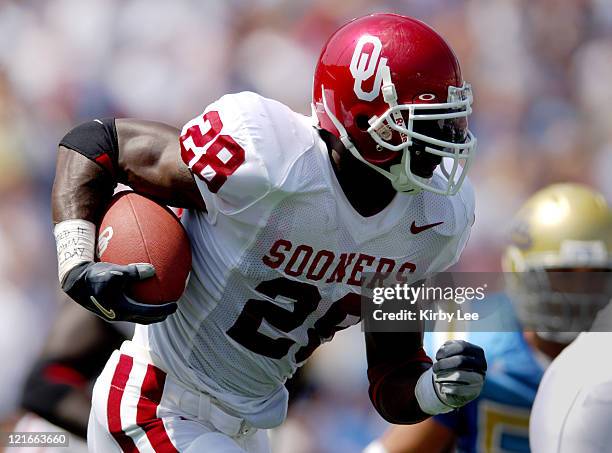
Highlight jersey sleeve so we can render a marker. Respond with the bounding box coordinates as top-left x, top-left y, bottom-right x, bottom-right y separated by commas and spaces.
179, 91, 314, 222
